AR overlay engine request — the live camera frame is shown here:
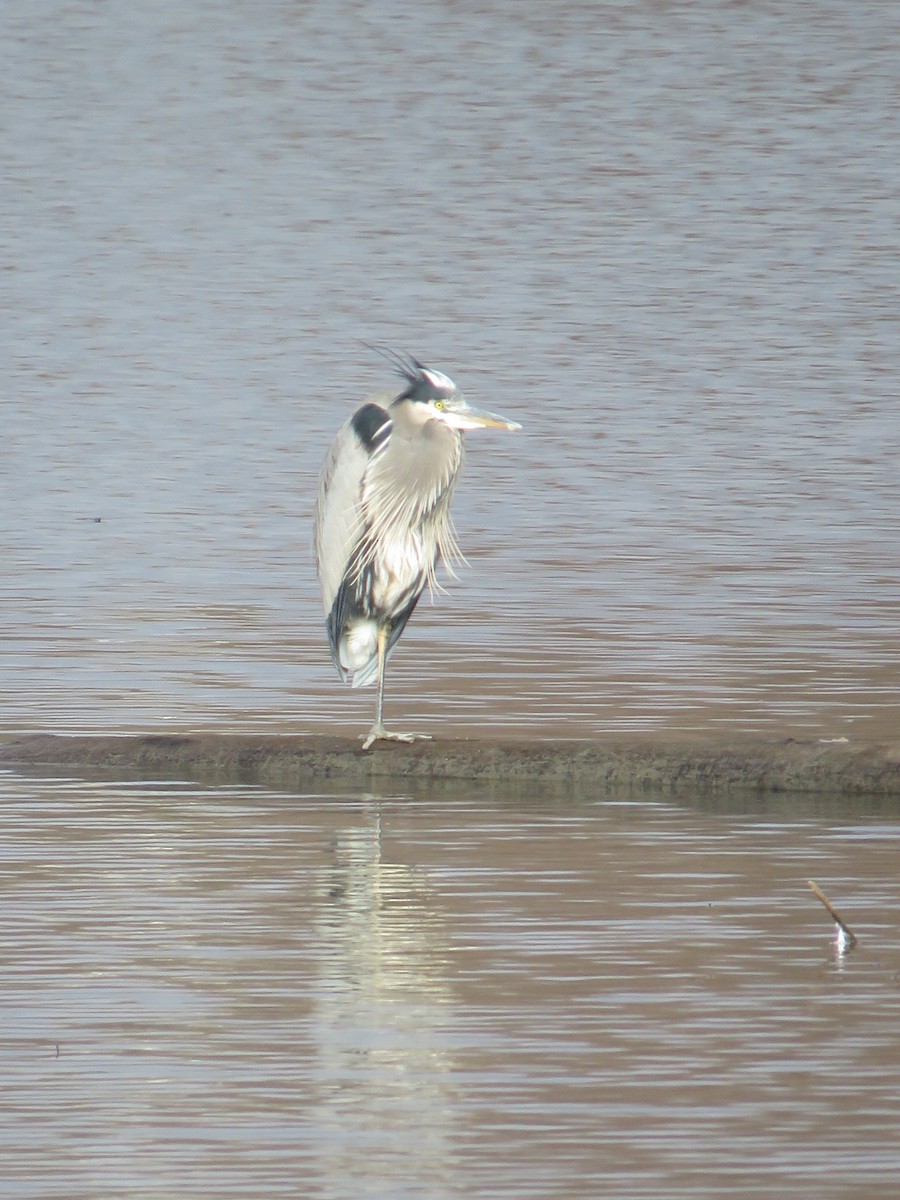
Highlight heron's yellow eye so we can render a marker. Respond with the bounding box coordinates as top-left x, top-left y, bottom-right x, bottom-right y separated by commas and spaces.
434, 400, 445, 410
